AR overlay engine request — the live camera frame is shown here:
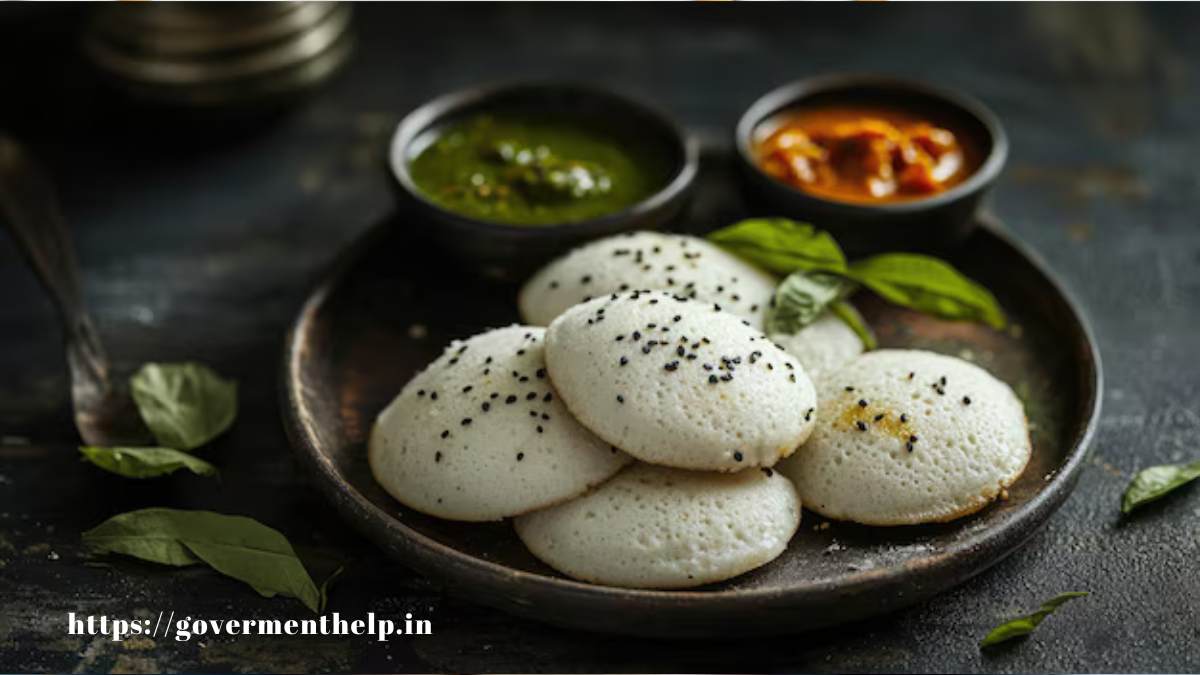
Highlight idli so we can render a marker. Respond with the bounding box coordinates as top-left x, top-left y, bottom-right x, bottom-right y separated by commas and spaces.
519, 232, 776, 330
778, 349, 1030, 525
769, 308, 866, 387
515, 462, 801, 588
544, 290, 818, 471
369, 325, 630, 522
